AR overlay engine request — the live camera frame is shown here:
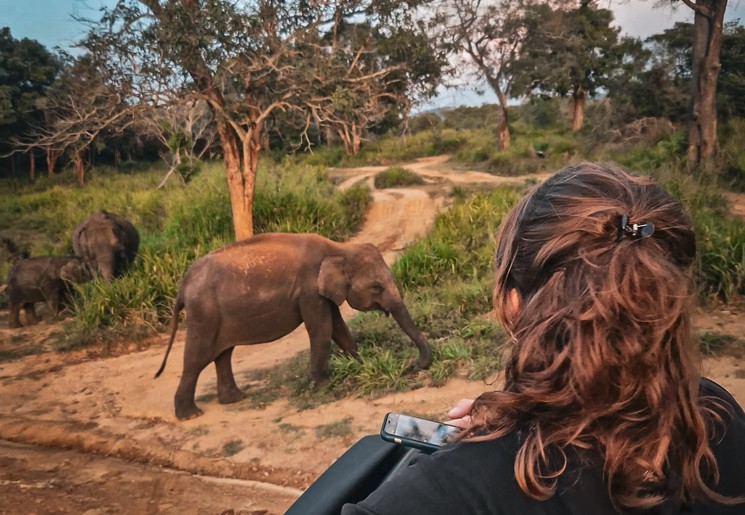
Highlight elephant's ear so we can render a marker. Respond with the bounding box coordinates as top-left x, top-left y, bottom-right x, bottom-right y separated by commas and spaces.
318, 256, 348, 306
59, 261, 77, 282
